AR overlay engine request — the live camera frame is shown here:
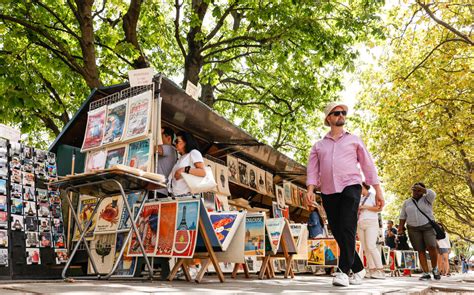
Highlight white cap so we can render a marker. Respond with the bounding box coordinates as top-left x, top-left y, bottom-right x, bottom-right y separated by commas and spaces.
323, 102, 349, 126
